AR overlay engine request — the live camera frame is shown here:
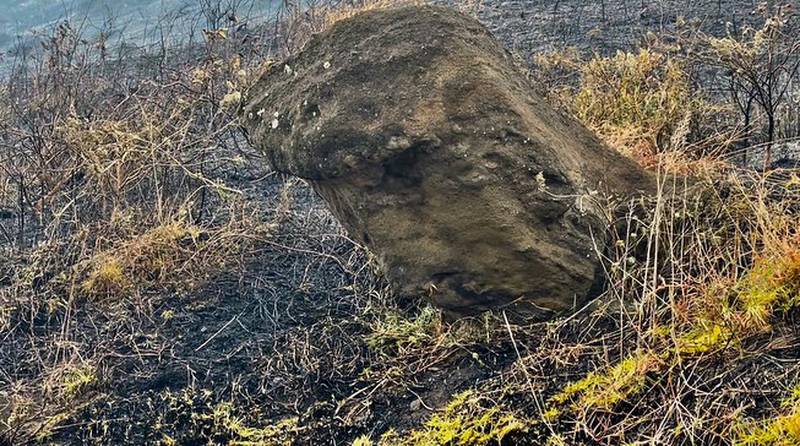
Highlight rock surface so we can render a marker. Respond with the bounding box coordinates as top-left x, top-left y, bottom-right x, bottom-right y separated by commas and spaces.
242, 5, 654, 318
